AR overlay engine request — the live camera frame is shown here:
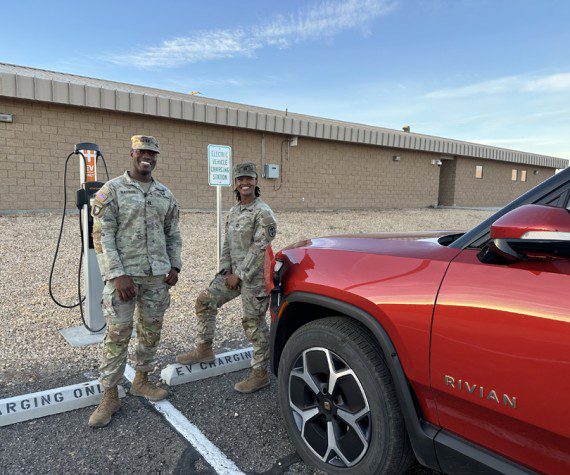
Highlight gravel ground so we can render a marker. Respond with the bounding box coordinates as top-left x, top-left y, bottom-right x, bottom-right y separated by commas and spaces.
0, 208, 493, 390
